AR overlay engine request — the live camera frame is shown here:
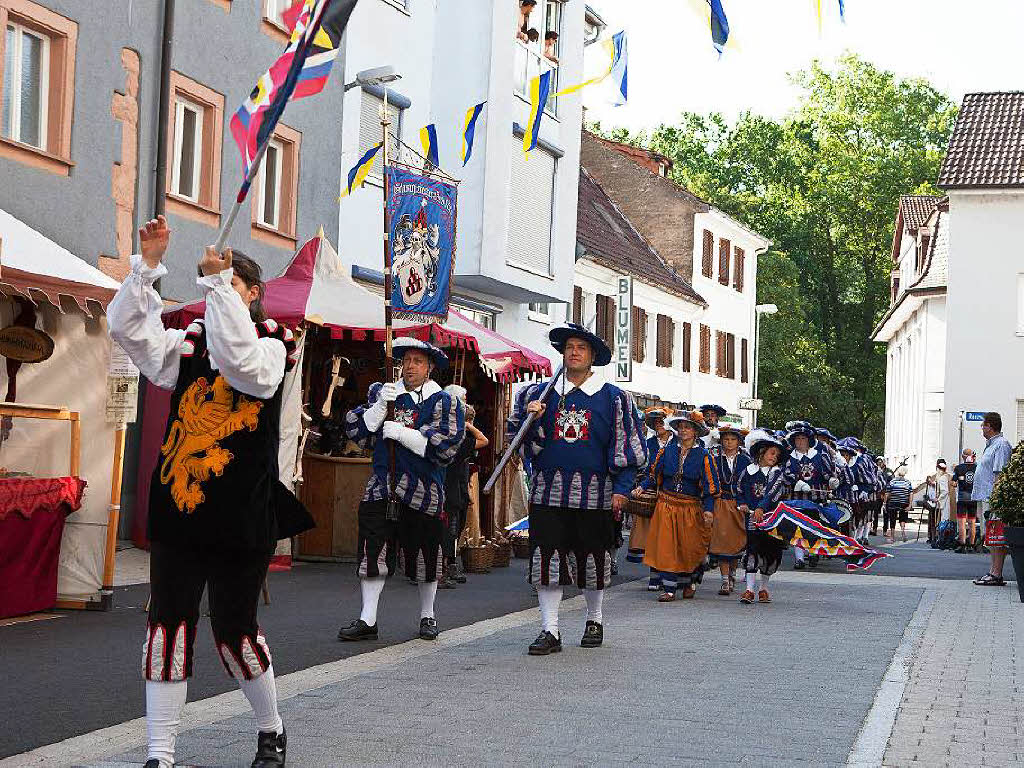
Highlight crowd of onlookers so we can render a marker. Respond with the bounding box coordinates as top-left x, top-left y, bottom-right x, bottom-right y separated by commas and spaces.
516, 0, 560, 64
